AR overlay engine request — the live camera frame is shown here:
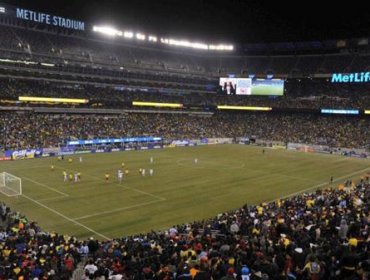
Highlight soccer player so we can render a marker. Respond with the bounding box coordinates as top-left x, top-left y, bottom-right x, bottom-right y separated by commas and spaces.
121, 162, 125, 168
141, 169, 146, 177
330, 176, 334, 185
125, 169, 129, 176
150, 157, 154, 164
77, 172, 81, 181
105, 173, 110, 182
118, 170, 123, 184
50, 165, 54, 171
149, 169, 154, 176
194, 158, 198, 164
79, 156, 83, 163
74, 173, 79, 183
63, 171, 67, 182
69, 173, 73, 182
68, 158, 73, 163
262, 149, 265, 154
